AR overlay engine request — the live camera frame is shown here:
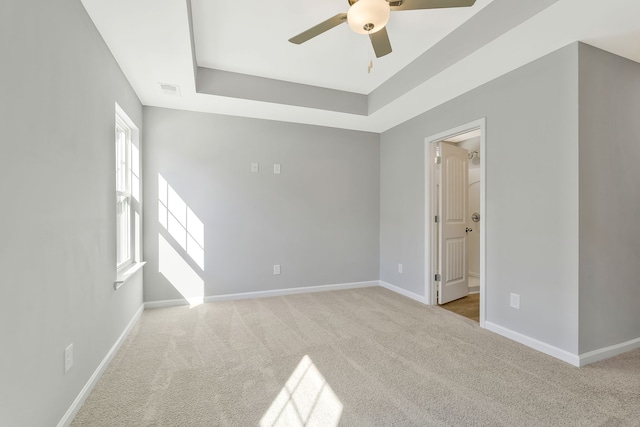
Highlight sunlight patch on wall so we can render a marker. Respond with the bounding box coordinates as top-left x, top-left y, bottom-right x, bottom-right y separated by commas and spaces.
260, 355, 343, 427
158, 174, 205, 270
159, 234, 204, 307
